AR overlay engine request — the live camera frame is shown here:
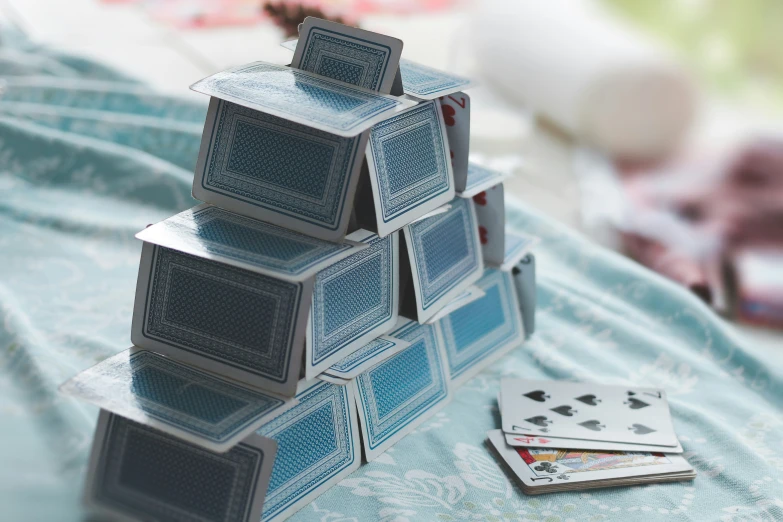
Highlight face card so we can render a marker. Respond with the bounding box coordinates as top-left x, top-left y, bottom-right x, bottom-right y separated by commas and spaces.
131, 242, 311, 397
458, 162, 509, 198
257, 380, 361, 522
424, 285, 485, 325
191, 61, 414, 137
501, 379, 679, 447
292, 17, 402, 94
305, 230, 399, 379
439, 92, 470, 192
323, 334, 410, 380
436, 269, 525, 386
472, 184, 505, 267
500, 230, 540, 272
85, 411, 277, 522
192, 98, 369, 241
504, 433, 684, 454
402, 197, 484, 323
353, 320, 451, 462
399, 59, 475, 100
487, 430, 694, 494
60, 349, 297, 453
511, 254, 536, 338
136, 204, 367, 282
366, 100, 455, 238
